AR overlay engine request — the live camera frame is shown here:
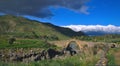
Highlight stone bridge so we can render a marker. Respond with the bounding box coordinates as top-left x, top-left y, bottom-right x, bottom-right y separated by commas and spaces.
49, 39, 120, 50
49, 39, 95, 50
